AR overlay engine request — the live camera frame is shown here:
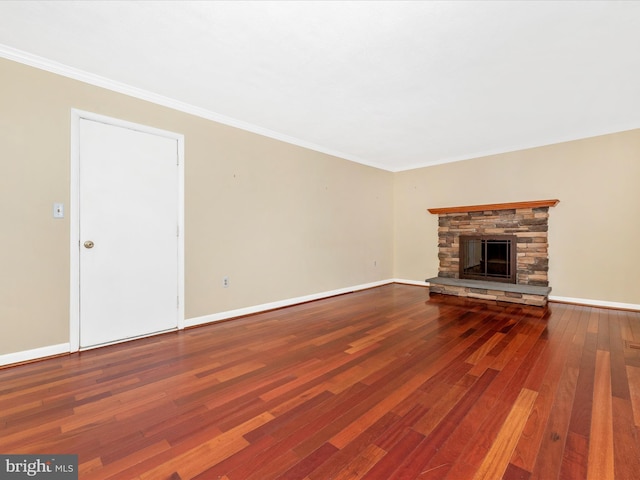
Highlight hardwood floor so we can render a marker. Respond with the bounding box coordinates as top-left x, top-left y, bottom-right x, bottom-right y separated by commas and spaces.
1, 284, 640, 479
